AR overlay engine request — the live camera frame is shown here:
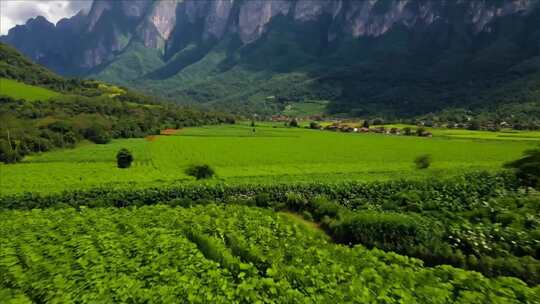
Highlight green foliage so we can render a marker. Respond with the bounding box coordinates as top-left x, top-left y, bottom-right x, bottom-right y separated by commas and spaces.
288, 118, 299, 128
0, 95, 234, 164
416, 127, 427, 137
185, 164, 215, 180
116, 148, 133, 169
328, 211, 443, 251
310, 195, 341, 220
0, 204, 537, 302
504, 148, 540, 189
84, 123, 111, 144
0, 171, 516, 212
0, 44, 235, 164
415, 154, 432, 169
